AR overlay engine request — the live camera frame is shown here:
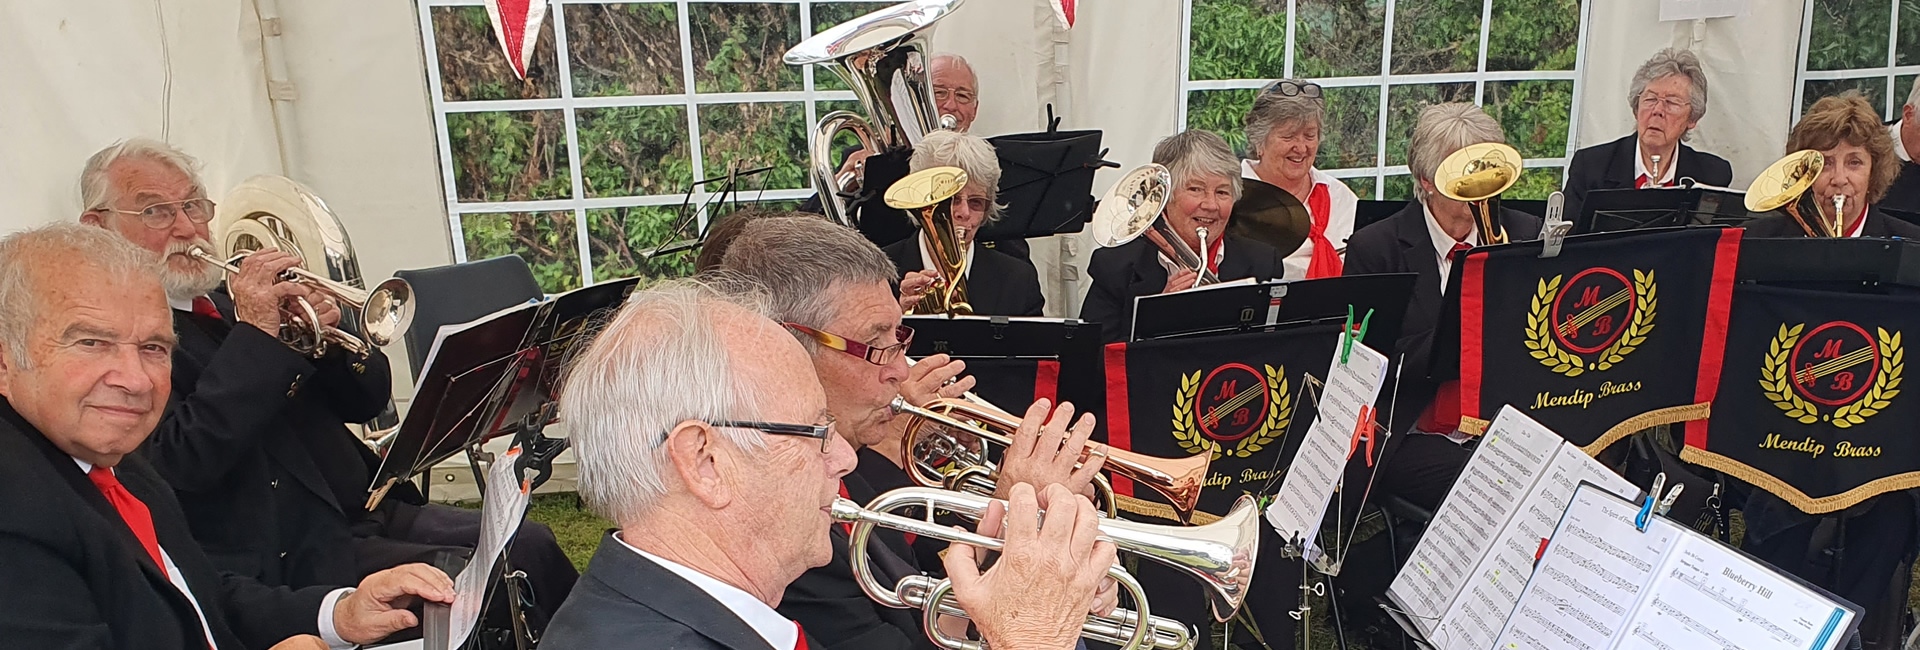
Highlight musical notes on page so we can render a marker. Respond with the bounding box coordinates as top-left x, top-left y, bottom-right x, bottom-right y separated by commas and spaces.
1494, 484, 1681, 649
1265, 334, 1388, 560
